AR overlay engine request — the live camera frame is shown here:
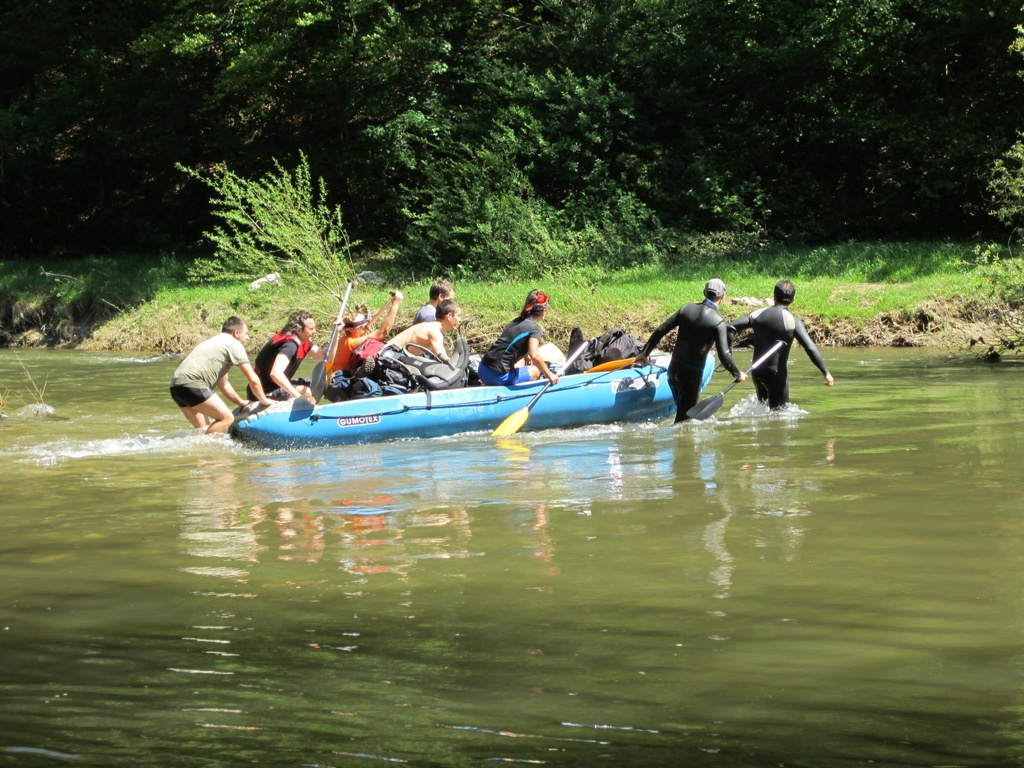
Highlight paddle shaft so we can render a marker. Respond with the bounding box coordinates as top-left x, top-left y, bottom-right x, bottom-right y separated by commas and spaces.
491, 339, 592, 436
311, 279, 354, 401
687, 339, 786, 419
522, 340, 590, 410
325, 280, 355, 365
724, 340, 786, 392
